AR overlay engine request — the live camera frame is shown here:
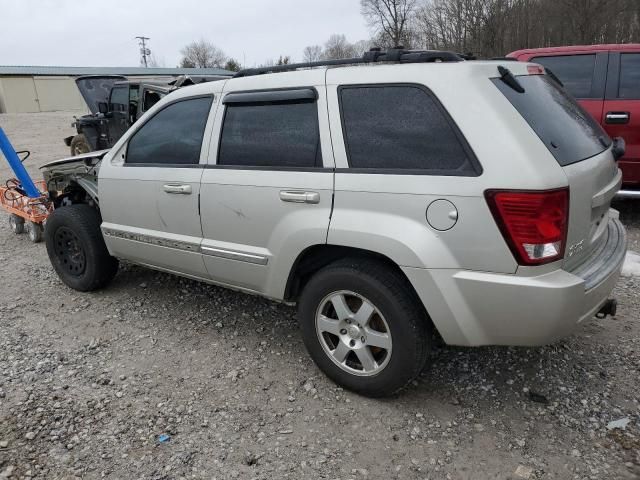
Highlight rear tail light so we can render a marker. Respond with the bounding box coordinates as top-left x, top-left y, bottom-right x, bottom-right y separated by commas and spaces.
485, 188, 569, 266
